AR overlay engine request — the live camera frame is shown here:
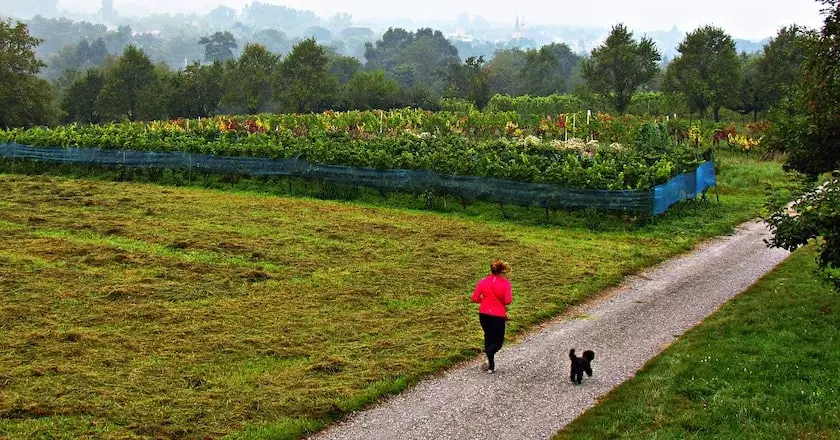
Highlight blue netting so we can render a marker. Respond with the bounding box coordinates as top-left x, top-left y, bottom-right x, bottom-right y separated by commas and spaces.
652, 160, 717, 215
0, 142, 715, 215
